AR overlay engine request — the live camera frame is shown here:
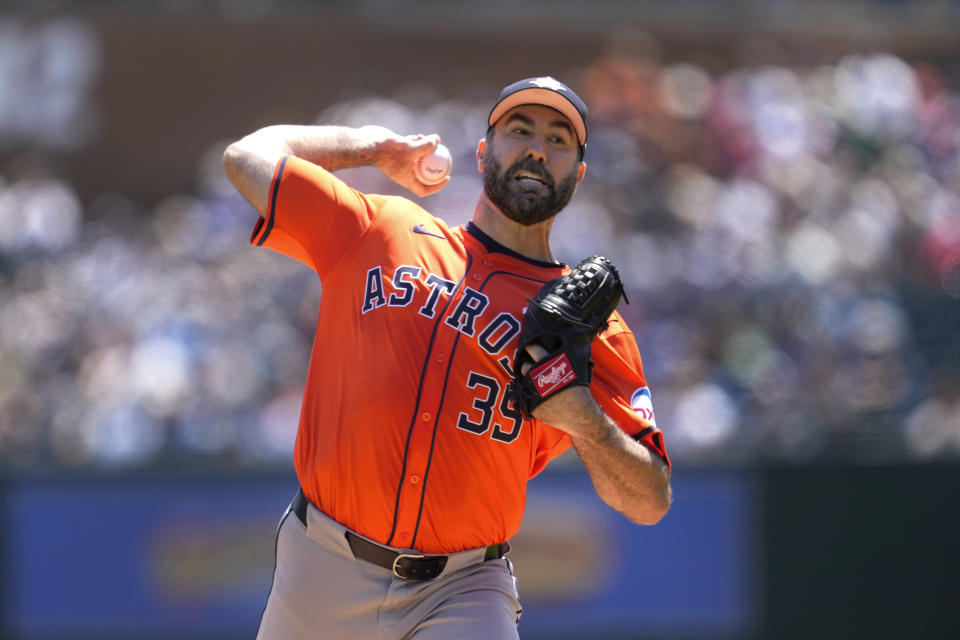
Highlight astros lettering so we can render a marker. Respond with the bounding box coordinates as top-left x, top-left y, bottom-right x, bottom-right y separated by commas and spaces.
362, 263, 521, 355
